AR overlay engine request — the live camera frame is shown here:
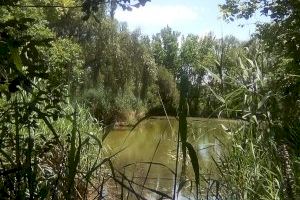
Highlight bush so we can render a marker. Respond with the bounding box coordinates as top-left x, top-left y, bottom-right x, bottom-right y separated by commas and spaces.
82, 83, 146, 125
